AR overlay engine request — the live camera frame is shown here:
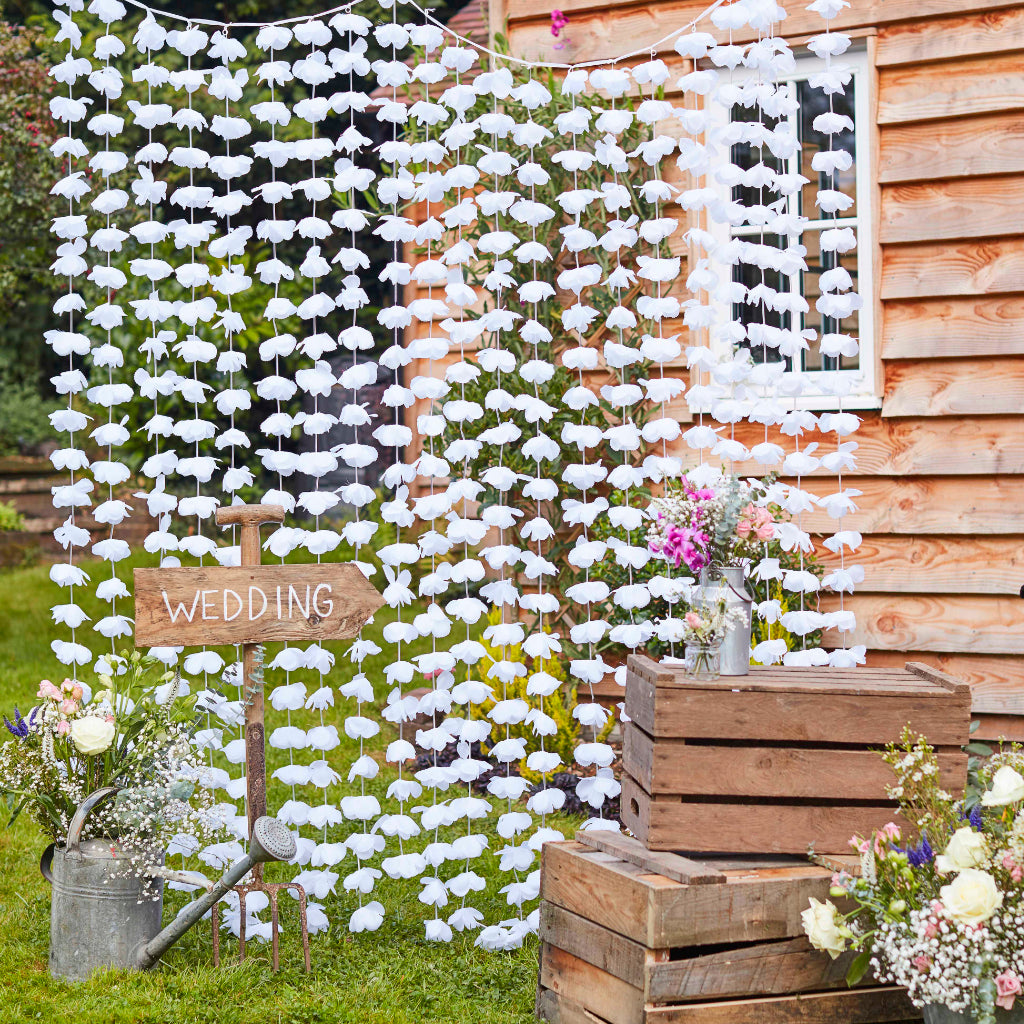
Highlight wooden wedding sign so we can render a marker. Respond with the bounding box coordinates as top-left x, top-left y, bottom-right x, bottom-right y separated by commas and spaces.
133, 504, 384, 838
134, 562, 382, 647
